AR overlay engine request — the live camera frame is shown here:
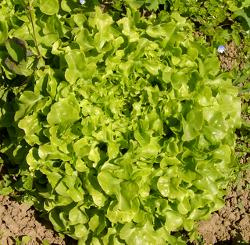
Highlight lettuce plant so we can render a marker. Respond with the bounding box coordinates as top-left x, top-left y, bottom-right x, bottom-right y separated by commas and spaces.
0, 1, 241, 244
